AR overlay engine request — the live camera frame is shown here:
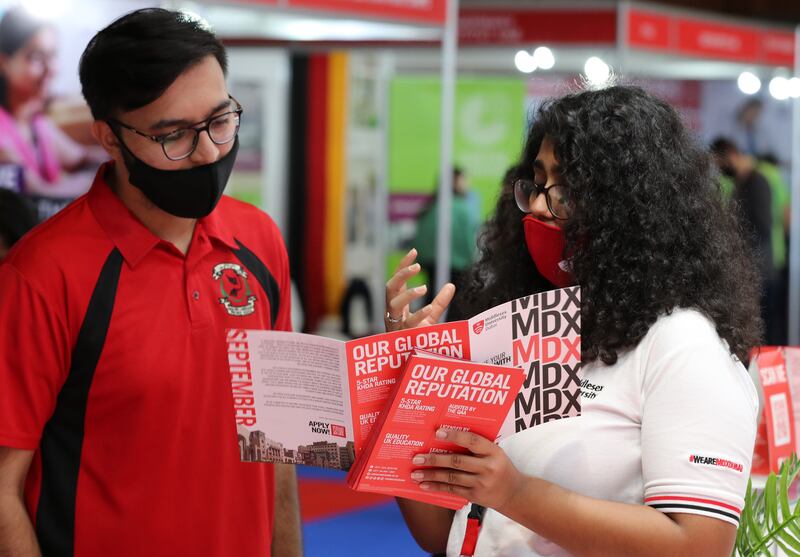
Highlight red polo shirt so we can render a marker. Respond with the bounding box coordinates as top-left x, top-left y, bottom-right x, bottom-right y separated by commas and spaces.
0, 163, 292, 556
